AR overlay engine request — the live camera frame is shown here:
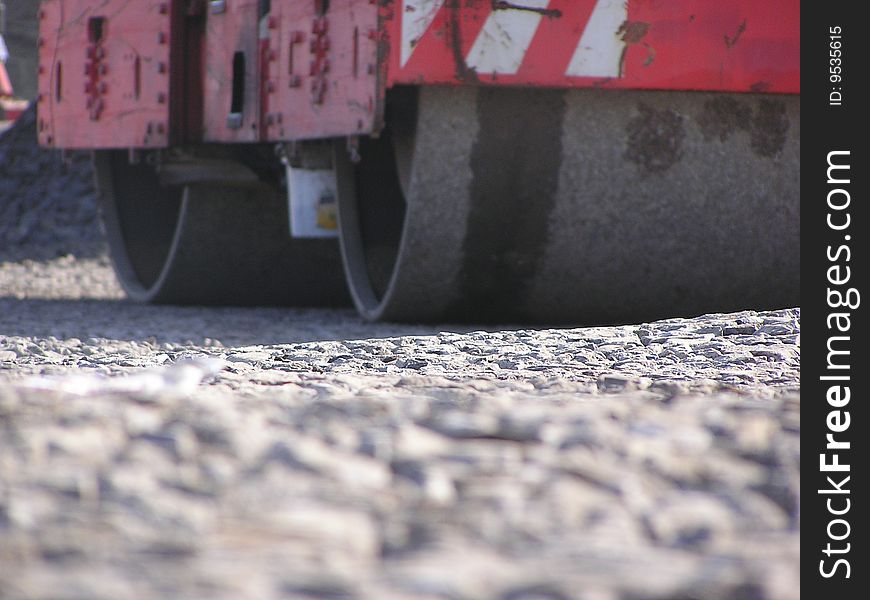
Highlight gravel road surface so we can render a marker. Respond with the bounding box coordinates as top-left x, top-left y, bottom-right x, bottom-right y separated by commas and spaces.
1, 108, 800, 600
